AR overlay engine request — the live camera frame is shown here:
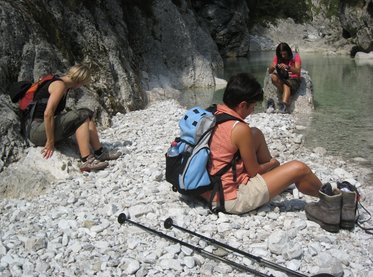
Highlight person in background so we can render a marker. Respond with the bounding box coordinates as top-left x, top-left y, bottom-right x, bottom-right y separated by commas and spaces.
28, 64, 121, 172
202, 73, 322, 215
268, 42, 301, 113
